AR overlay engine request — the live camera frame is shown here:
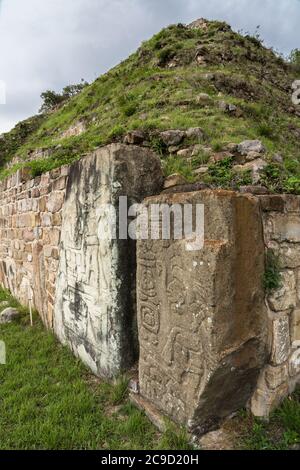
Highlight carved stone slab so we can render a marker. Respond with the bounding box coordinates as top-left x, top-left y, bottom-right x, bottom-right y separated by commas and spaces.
137, 190, 268, 434
54, 144, 162, 378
